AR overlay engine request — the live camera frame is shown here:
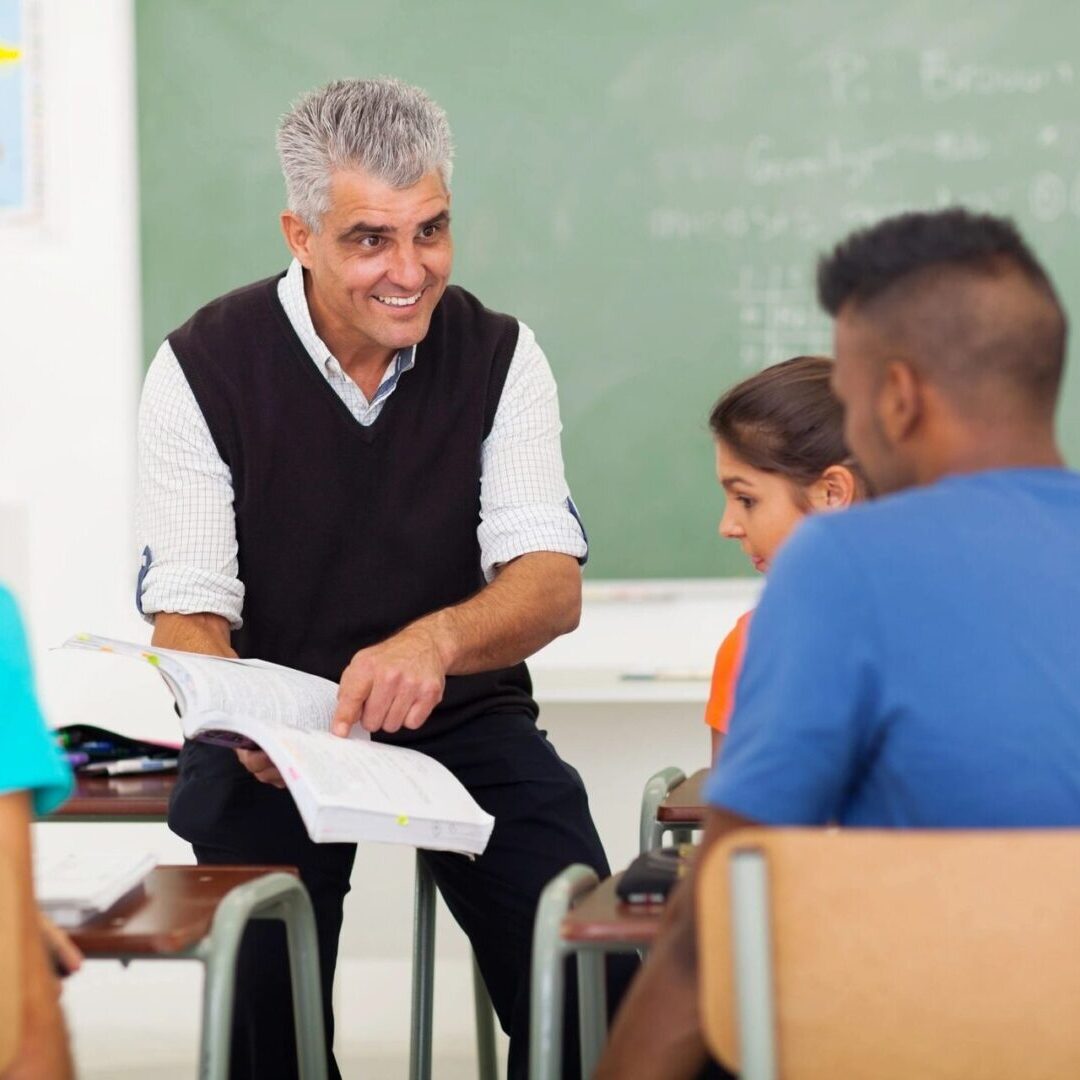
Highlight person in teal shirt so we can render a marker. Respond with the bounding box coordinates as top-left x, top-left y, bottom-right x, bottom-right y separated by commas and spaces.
1, 586, 72, 812
1, 583, 76, 1077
